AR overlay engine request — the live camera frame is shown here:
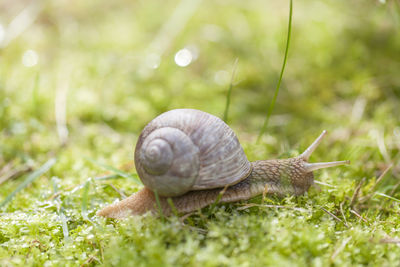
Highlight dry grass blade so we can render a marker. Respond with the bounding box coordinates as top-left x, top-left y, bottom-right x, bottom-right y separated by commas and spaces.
373, 164, 393, 189
179, 211, 196, 223
237, 203, 307, 212
389, 180, 400, 196
350, 209, 369, 224
261, 184, 269, 205
107, 184, 127, 199
0, 164, 32, 186
80, 255, 100, 267
314, 180, 336, 188
360, 164, 393, 203
379, 237, 400, 244
321, 207, 348, 227
350, 177, 365, 207
0, 161, 14, 177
